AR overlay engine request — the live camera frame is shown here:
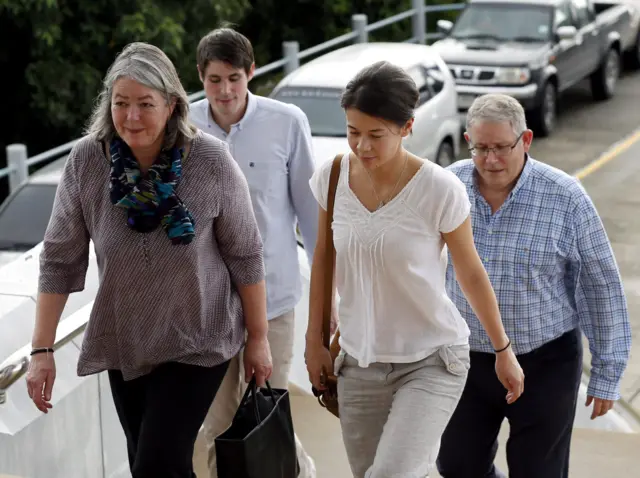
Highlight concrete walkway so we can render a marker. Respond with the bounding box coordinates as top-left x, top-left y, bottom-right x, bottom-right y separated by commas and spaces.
193, 390, 640, 477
